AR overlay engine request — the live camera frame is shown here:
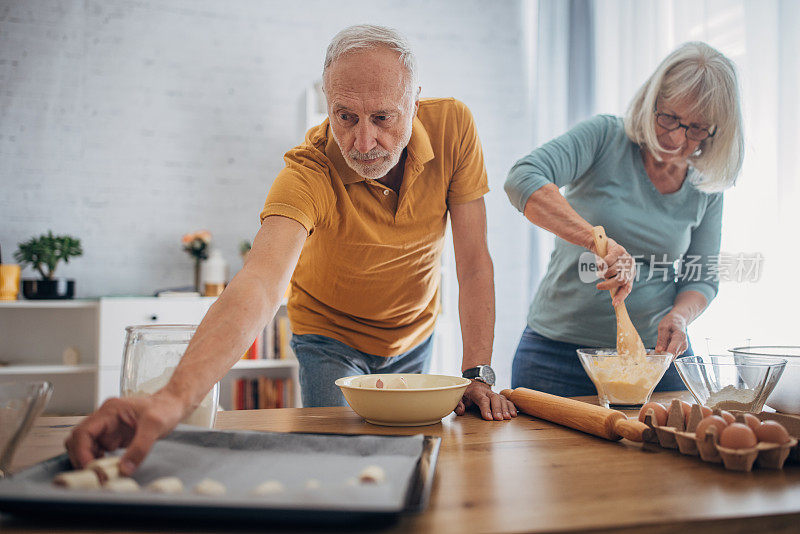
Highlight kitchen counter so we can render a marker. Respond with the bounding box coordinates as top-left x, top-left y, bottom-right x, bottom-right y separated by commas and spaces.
3, 391, 799, 533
